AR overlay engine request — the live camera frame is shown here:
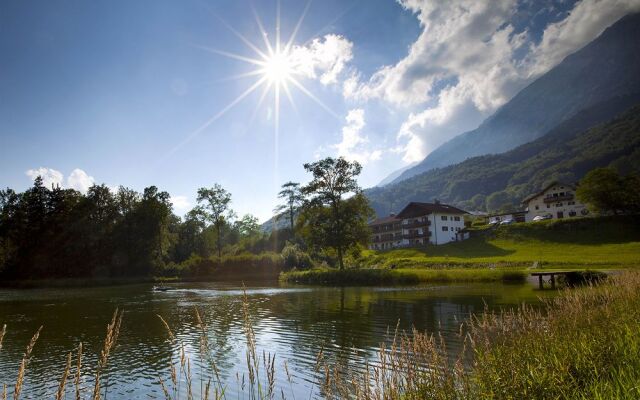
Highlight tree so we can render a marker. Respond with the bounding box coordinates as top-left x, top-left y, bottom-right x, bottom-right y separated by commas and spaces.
300, 157, 373, 269
196, 184, 234, 258
486, 191, 511, 212
577, 168, 640, 214
274, 182, 303, 233
234, 214, 260, 237
125, 186, 173, 275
